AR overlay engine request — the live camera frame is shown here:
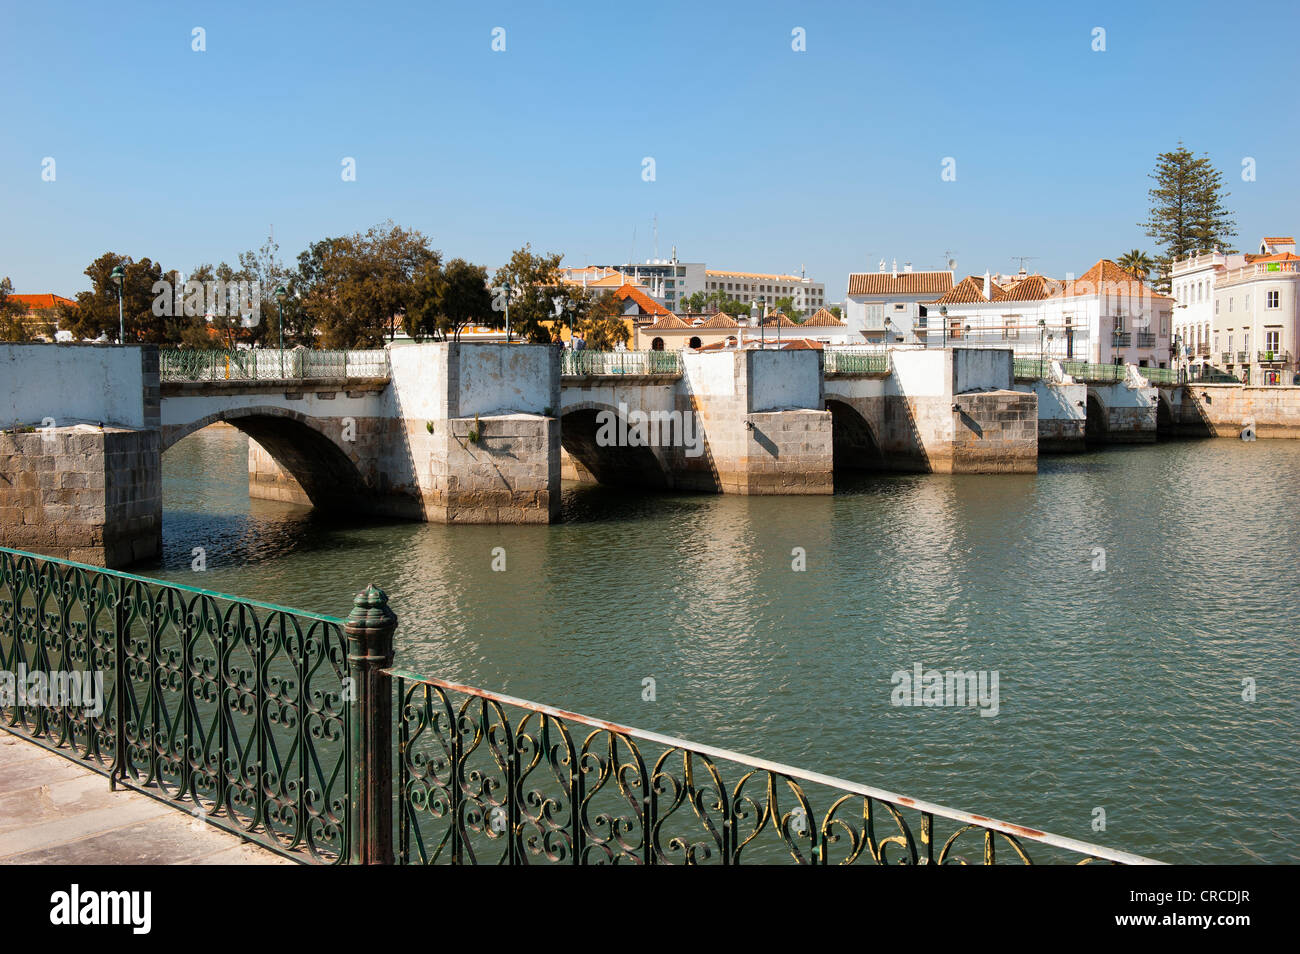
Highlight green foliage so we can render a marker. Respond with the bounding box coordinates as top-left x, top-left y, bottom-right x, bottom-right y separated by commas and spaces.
1141, 143, 1237, 262
492, 244, 566, 343
572, 290, 630, 350
60, 253, 168, 343
407, 258, 496, 341
0, 277, 41, 342
1116, 249, 1156, 282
